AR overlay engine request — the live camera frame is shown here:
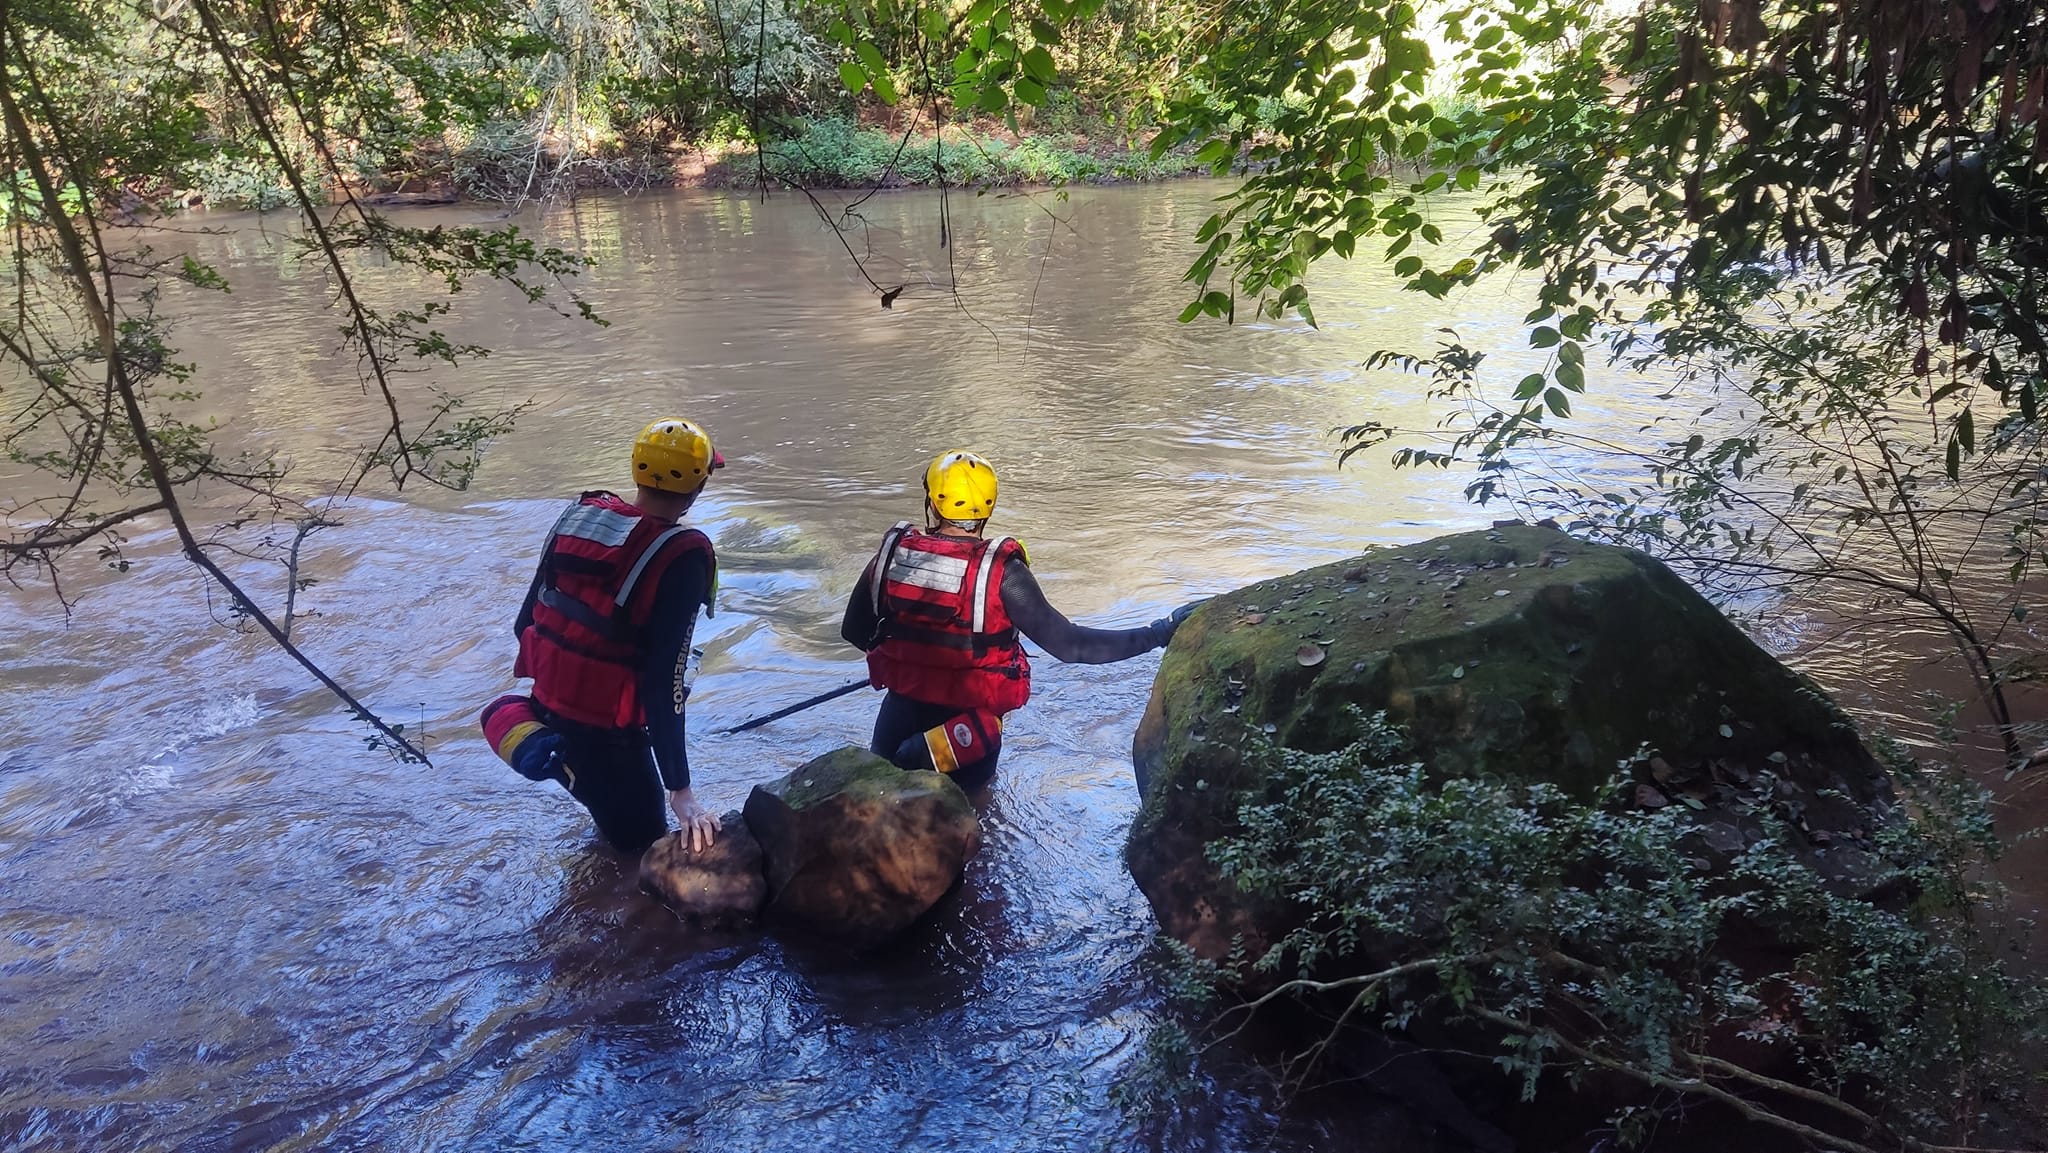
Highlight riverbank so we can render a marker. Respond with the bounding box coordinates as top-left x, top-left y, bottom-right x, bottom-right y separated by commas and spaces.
180, 117, 1211, 211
